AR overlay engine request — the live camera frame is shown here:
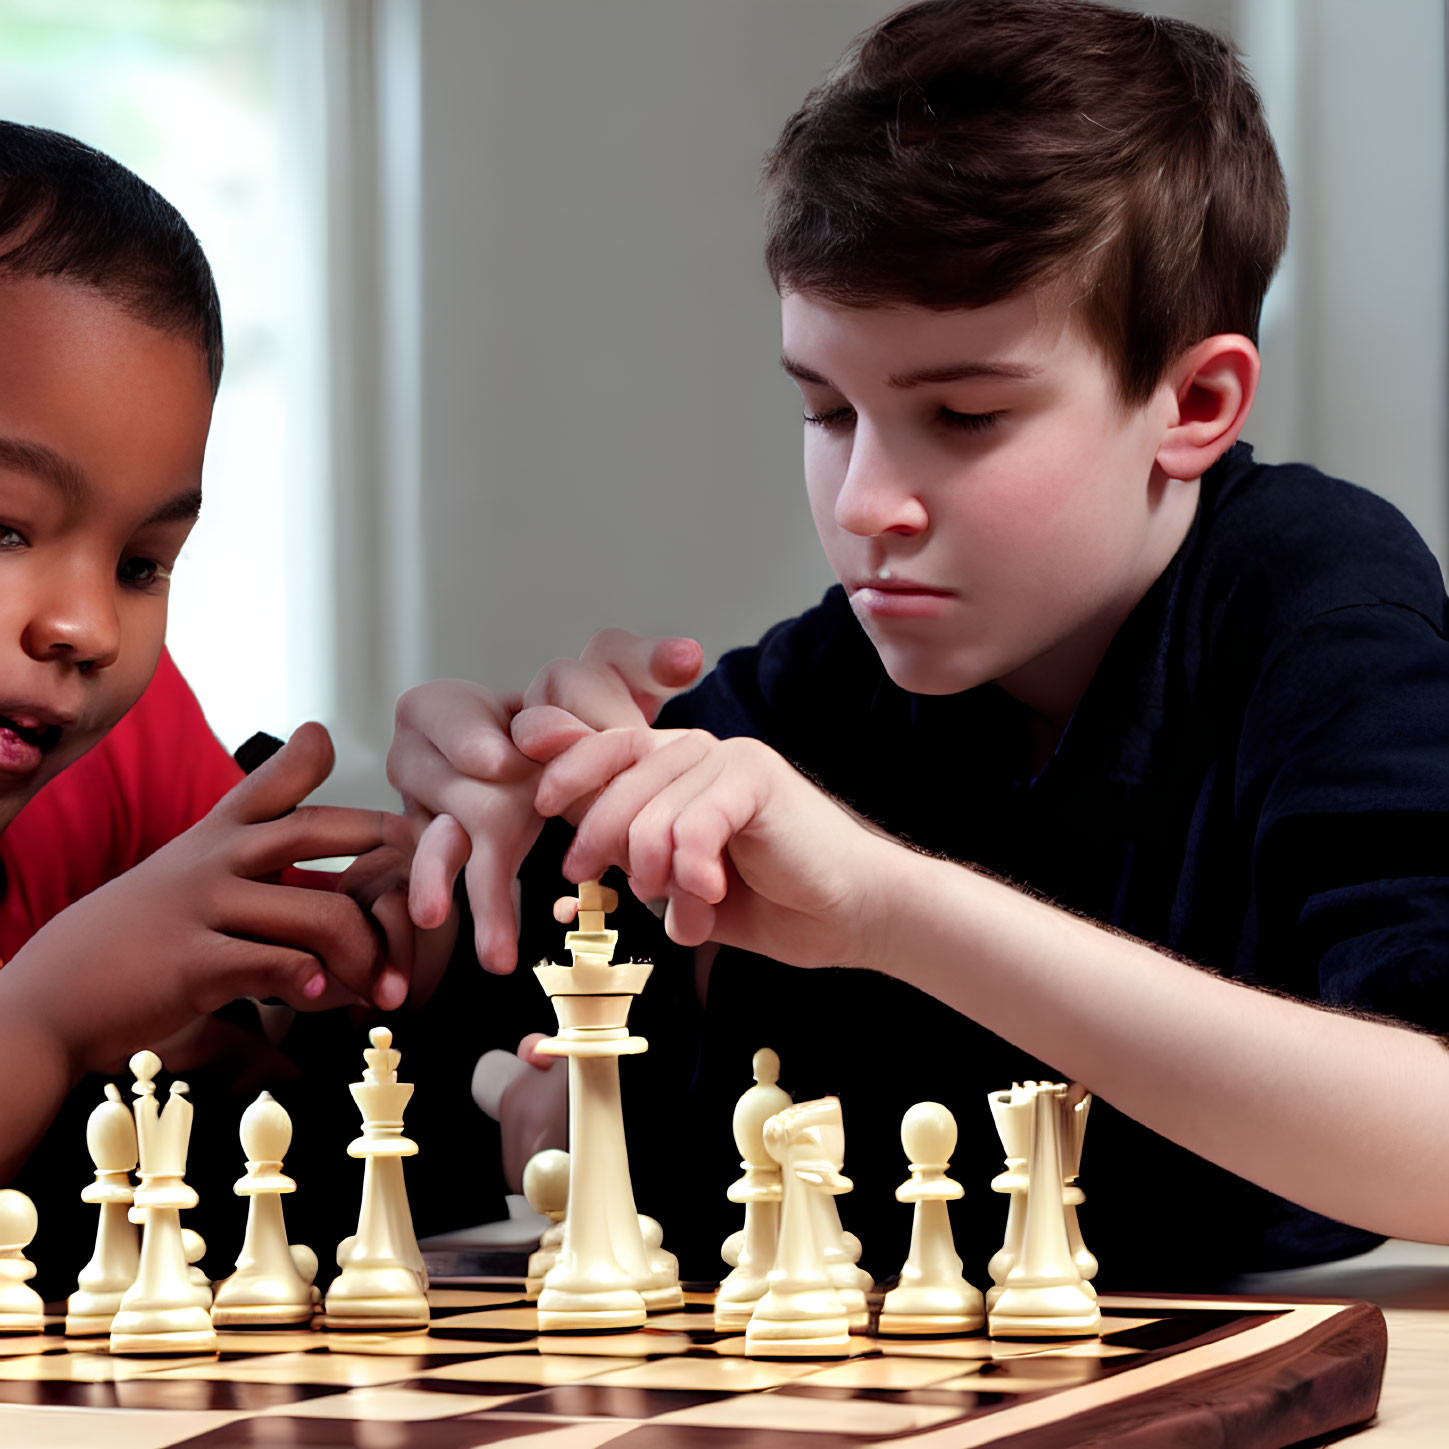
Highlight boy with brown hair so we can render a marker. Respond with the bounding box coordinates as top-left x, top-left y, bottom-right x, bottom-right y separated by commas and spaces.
391, 0, 1449, 1281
